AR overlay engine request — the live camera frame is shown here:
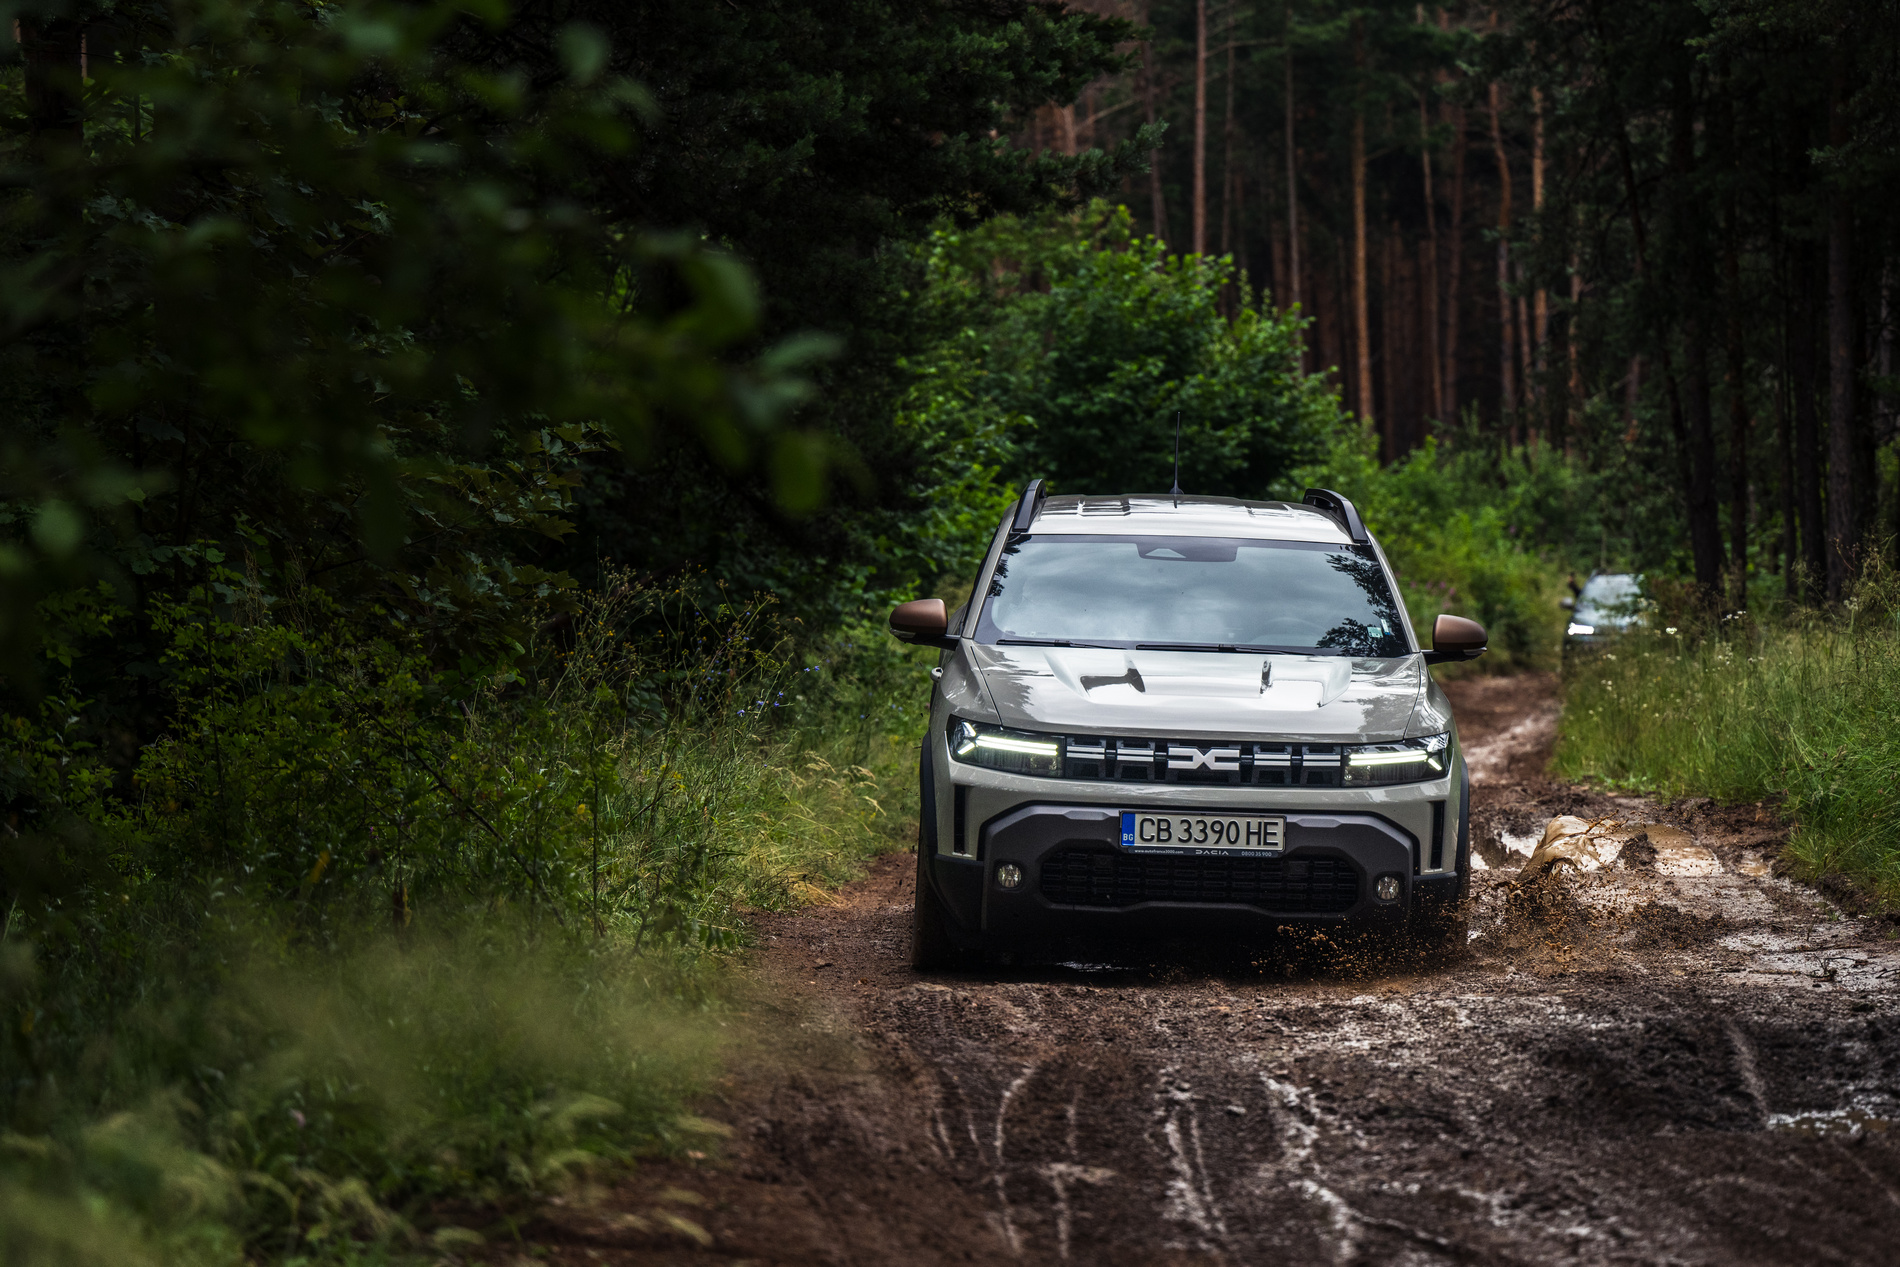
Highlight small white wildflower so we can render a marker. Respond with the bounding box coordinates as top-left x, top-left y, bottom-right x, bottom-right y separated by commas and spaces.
1666, 626, 1679, 635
